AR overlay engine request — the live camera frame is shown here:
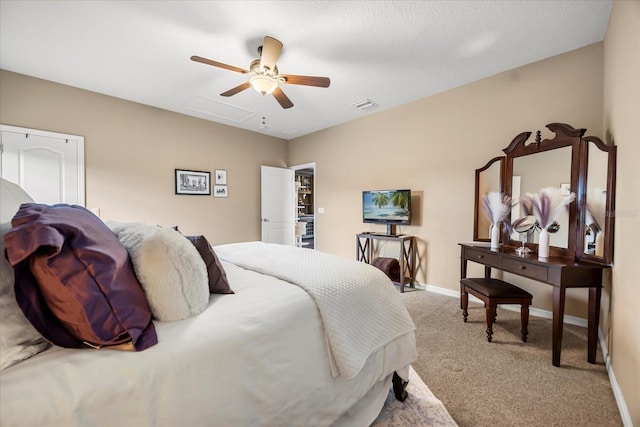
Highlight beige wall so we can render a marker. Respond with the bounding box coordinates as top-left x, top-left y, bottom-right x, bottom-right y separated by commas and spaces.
288, 3, 638, 419
0, 4, 636, 420
604, 1, 640, 424
290, 43, 604, 320
0, 70, 288, 244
